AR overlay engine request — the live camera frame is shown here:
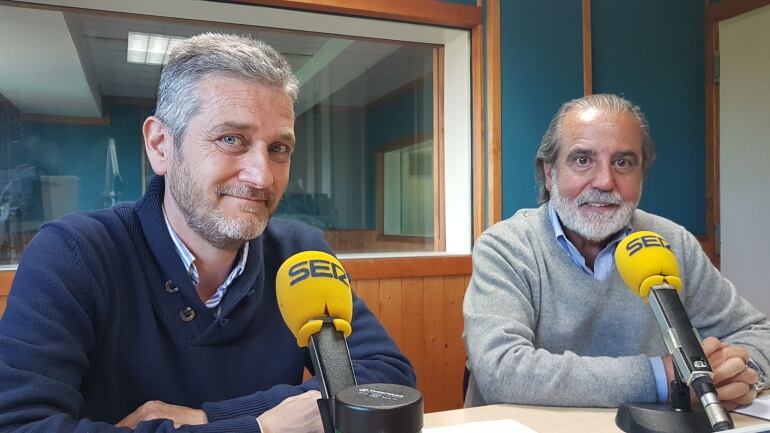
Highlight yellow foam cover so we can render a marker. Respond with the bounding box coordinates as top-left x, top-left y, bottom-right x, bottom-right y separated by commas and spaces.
276, 251, 353, 347
615, 231, 683, 300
